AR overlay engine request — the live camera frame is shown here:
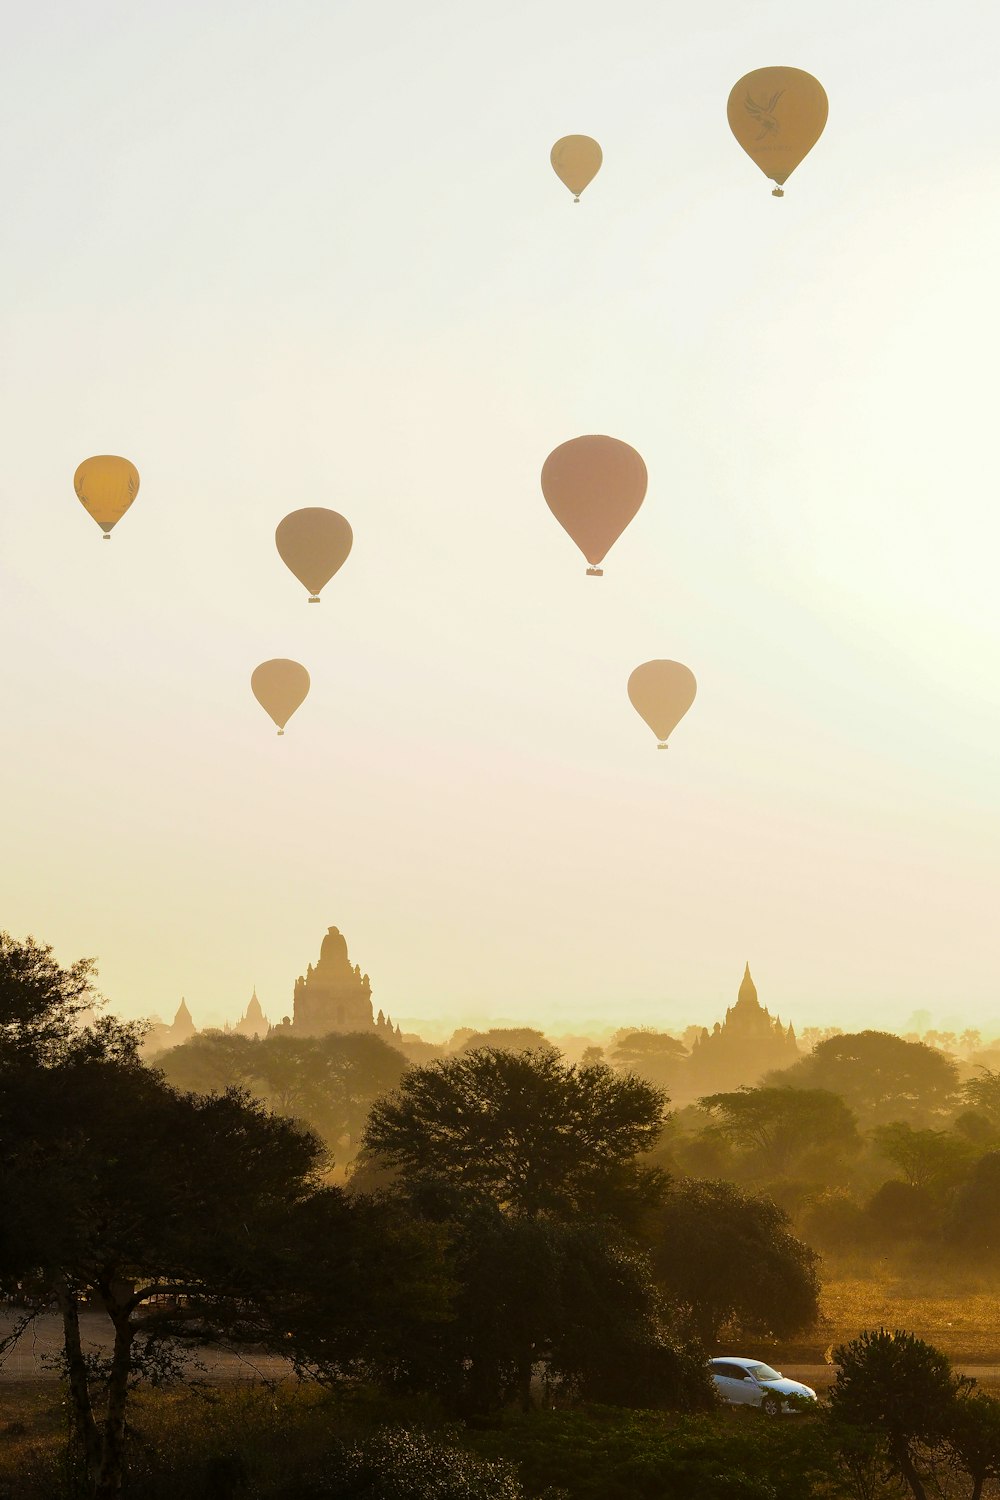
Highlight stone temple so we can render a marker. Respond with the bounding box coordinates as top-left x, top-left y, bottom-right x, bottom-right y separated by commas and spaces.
685, 963, 799, 1092
291, 926, 400, 1039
